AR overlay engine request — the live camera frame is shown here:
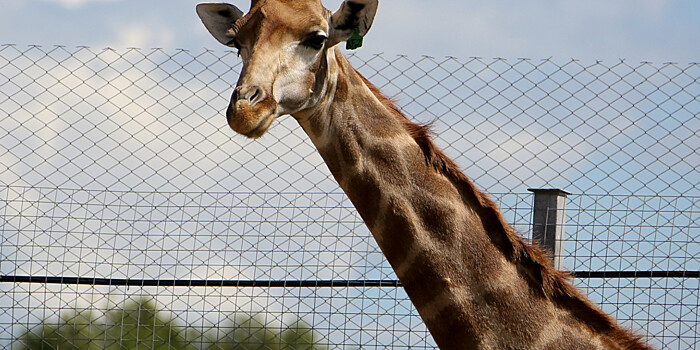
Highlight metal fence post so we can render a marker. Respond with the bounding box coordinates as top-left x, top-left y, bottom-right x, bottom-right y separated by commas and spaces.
527, 188, 571, 270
